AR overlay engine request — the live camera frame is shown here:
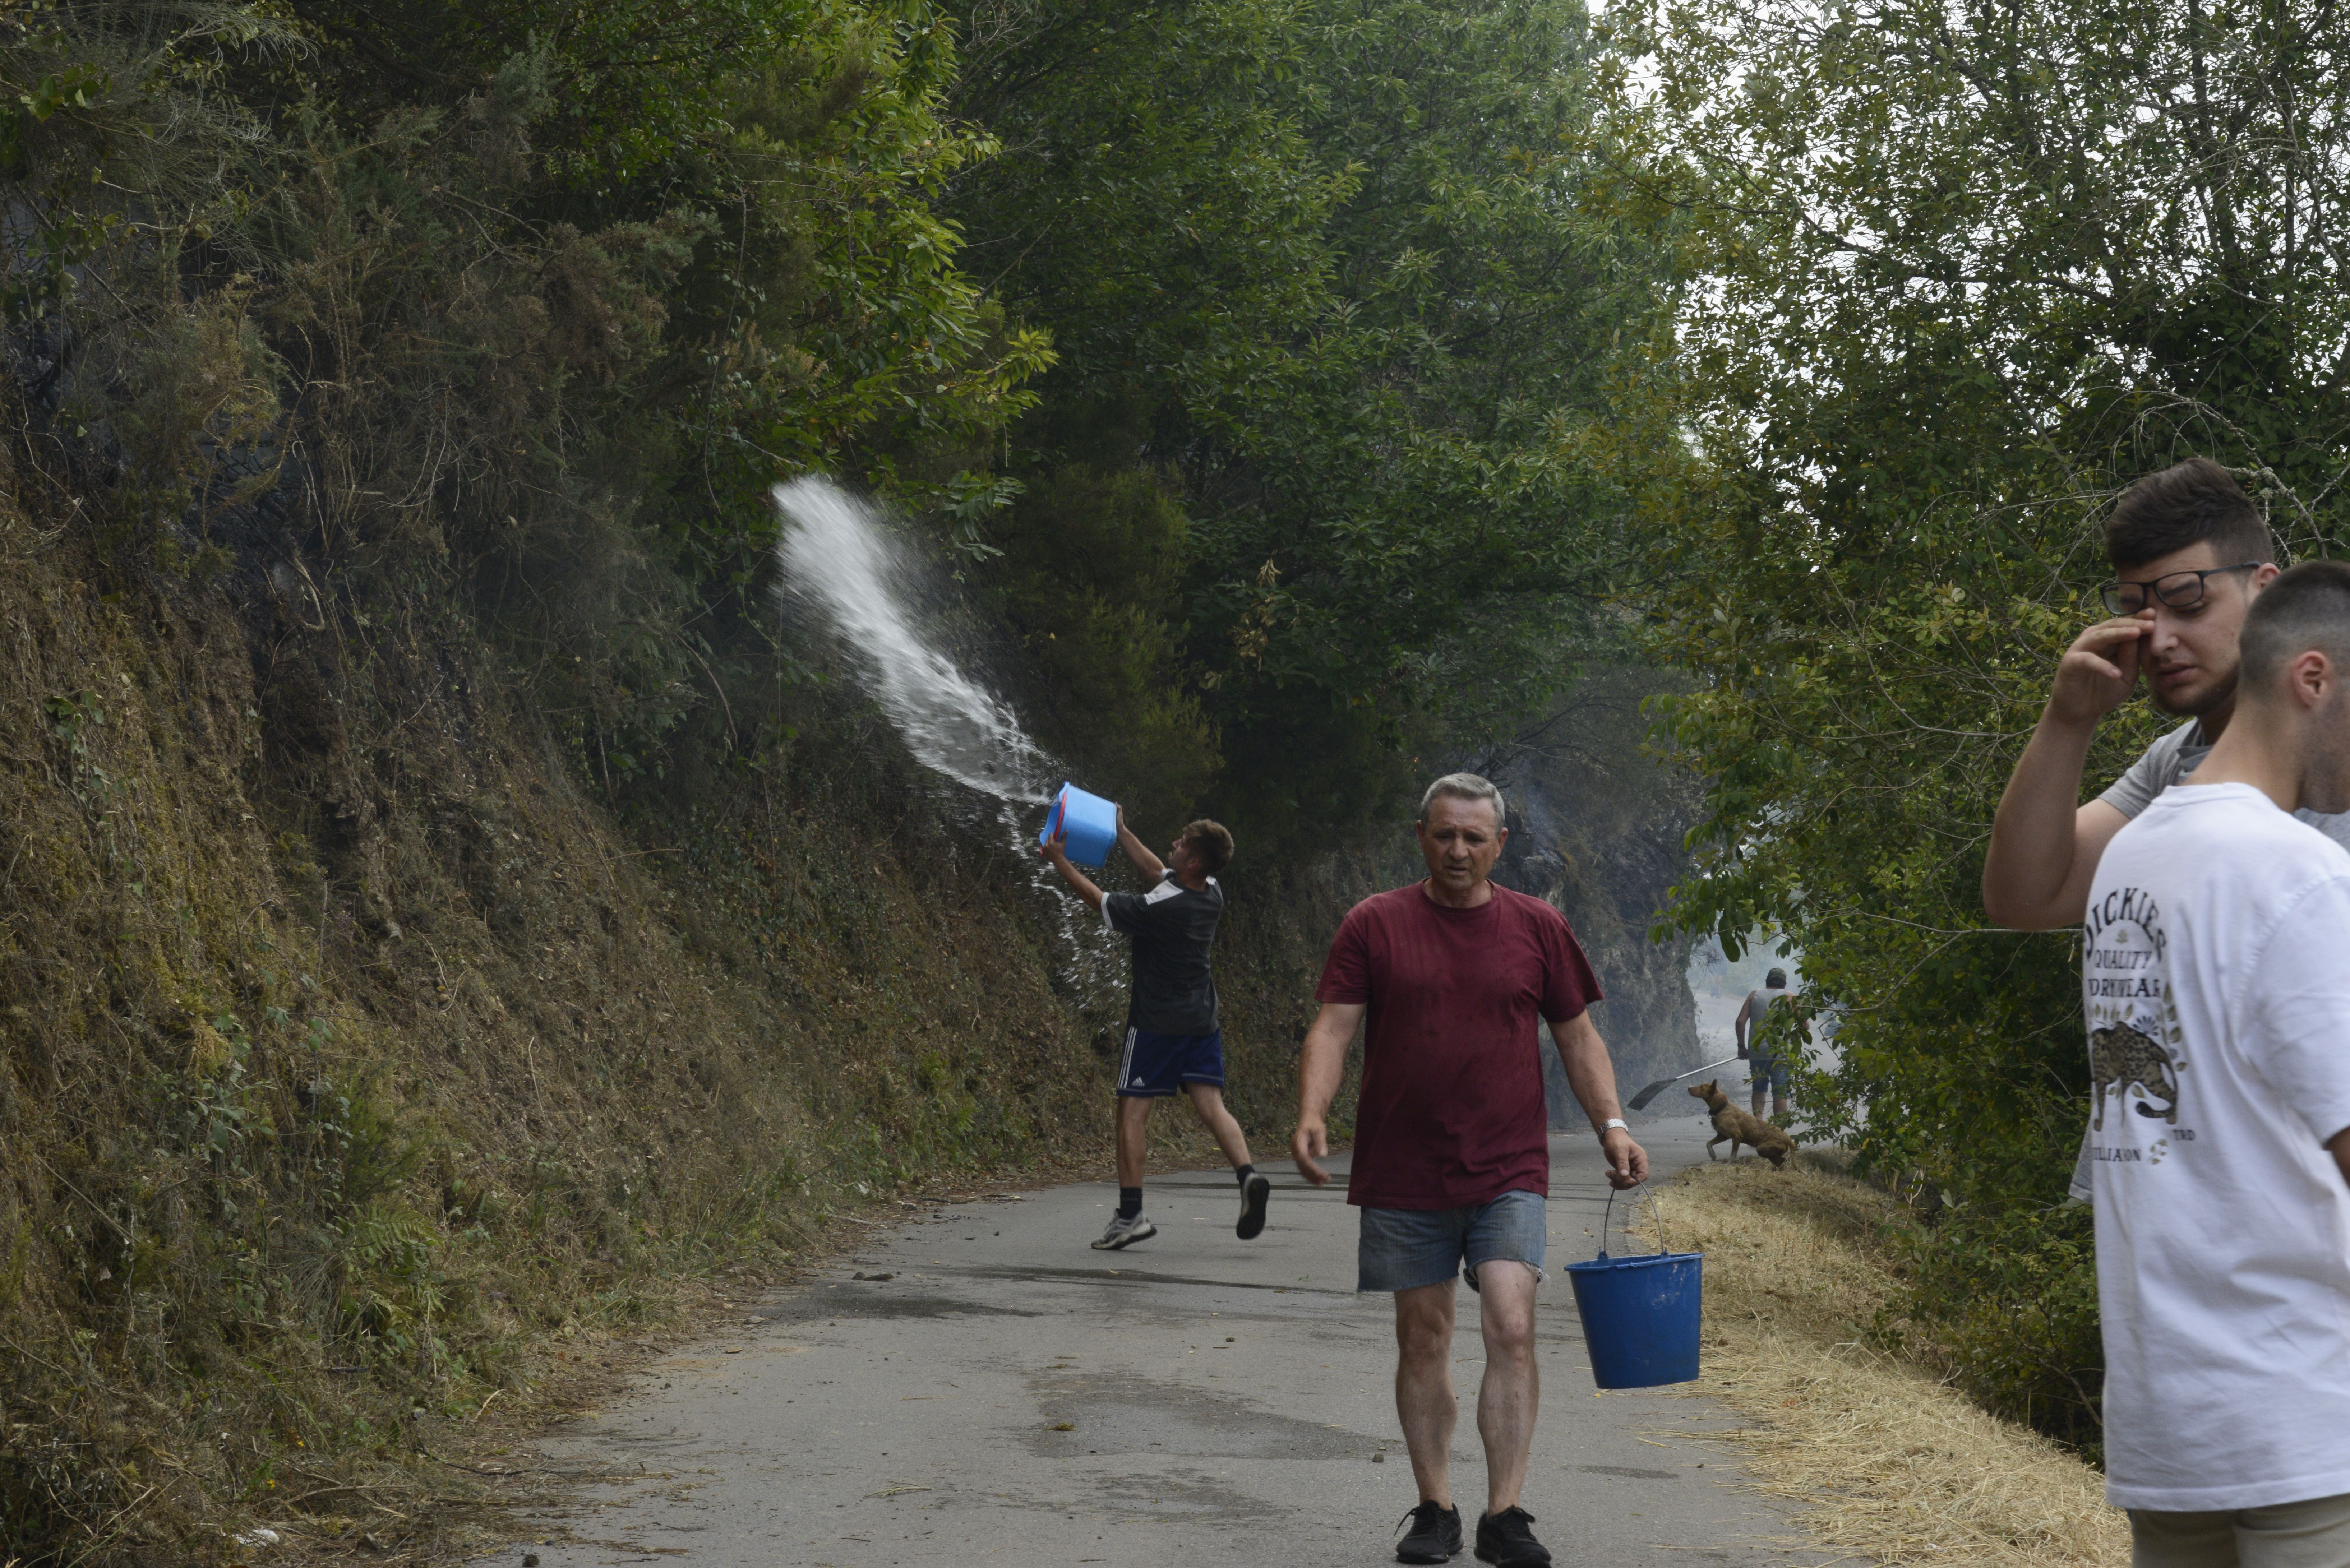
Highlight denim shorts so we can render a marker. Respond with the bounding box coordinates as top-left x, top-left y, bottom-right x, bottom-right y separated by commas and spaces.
1749, 1050, 1791, 1093
1357, 1188, 1547, 1295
